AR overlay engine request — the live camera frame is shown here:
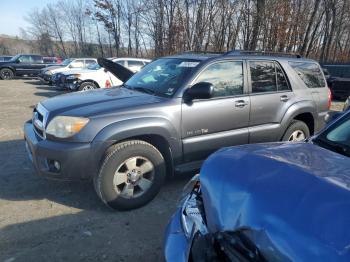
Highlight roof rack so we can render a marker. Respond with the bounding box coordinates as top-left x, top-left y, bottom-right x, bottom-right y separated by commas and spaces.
177, 51, 225, 56
224, 50, 302, 58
